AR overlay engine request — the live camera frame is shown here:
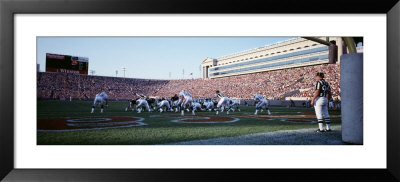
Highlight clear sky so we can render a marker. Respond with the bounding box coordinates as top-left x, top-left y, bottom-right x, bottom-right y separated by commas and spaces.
37, 37, 295, 79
